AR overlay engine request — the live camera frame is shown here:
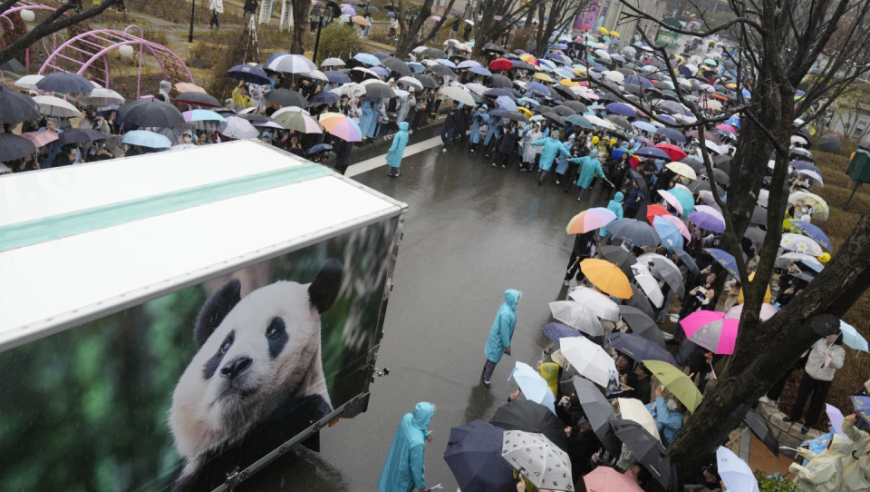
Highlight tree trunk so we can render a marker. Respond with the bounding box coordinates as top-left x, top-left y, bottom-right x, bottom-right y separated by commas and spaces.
395, 3, 432, 60
290, 0, 310, 54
